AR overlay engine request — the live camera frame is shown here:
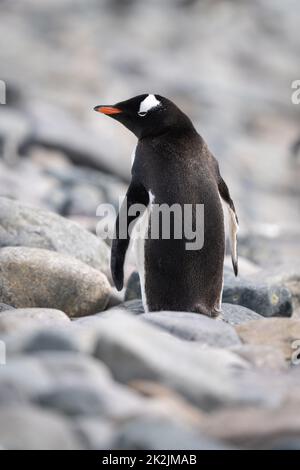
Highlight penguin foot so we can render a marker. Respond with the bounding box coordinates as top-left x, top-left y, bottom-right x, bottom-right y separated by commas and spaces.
210, 308, 222, 319
191, 303, 220, 318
